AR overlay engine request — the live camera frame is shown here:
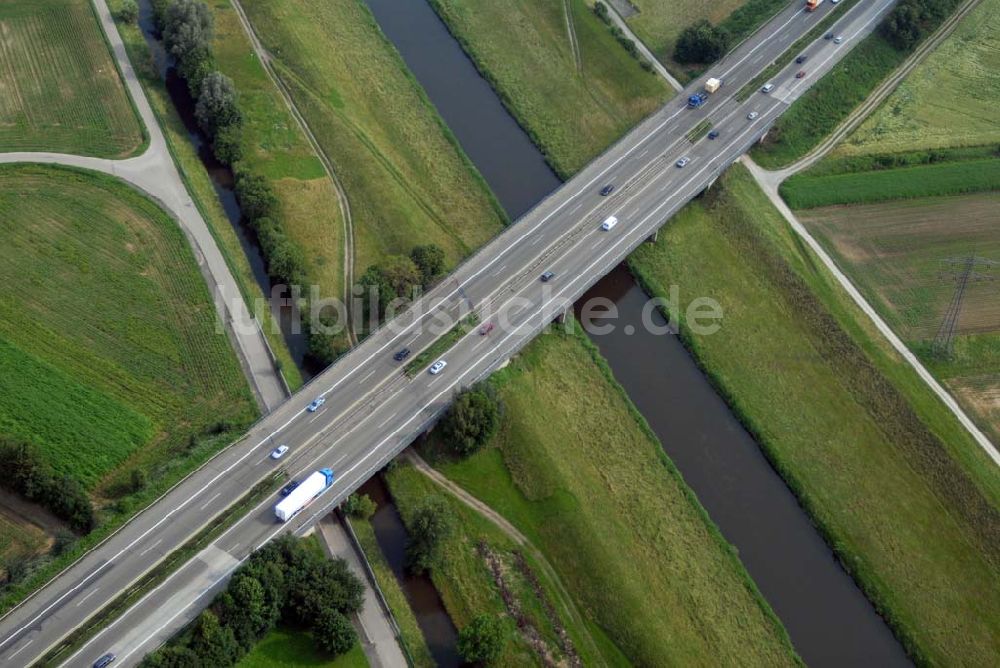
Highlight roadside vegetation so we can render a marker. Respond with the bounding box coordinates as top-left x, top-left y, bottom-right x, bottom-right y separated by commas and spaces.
143, 535, 364, 667
428, 0, 671, 176
629, 164, 1000, 665
238, 0, 506, 274
0, 164, 256, 604
420, 325, 798, 666
107, 0, 303, 386
237, 628, 368, 668
837, 0, 1000, 155
752, 0, 966, 167
0, 0, 144, 156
